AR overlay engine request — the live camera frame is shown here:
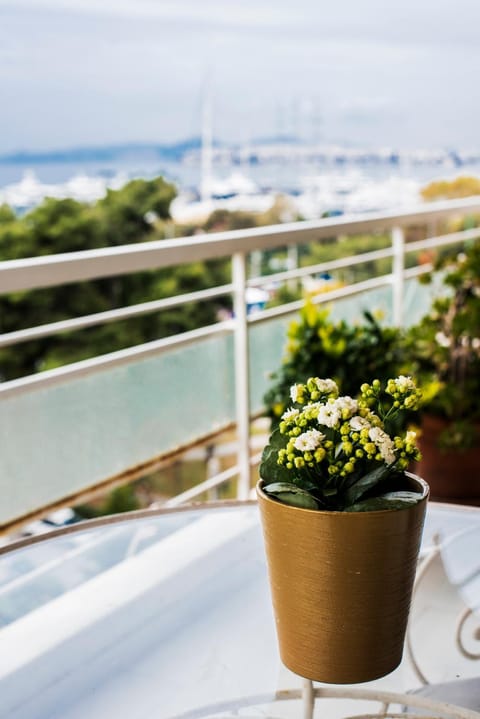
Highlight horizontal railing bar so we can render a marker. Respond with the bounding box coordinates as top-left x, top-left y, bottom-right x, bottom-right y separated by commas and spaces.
404, 264, 433, 279
250, 451, 262, 467
248, 274, 393, 325
163, 465, 240, 507
0, 283, 233, 349
247, 247, 393, 287
405, 227, 480, 254
163, 447, 264, 507
0, 320, 234, 400
2, 197, 480, 294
